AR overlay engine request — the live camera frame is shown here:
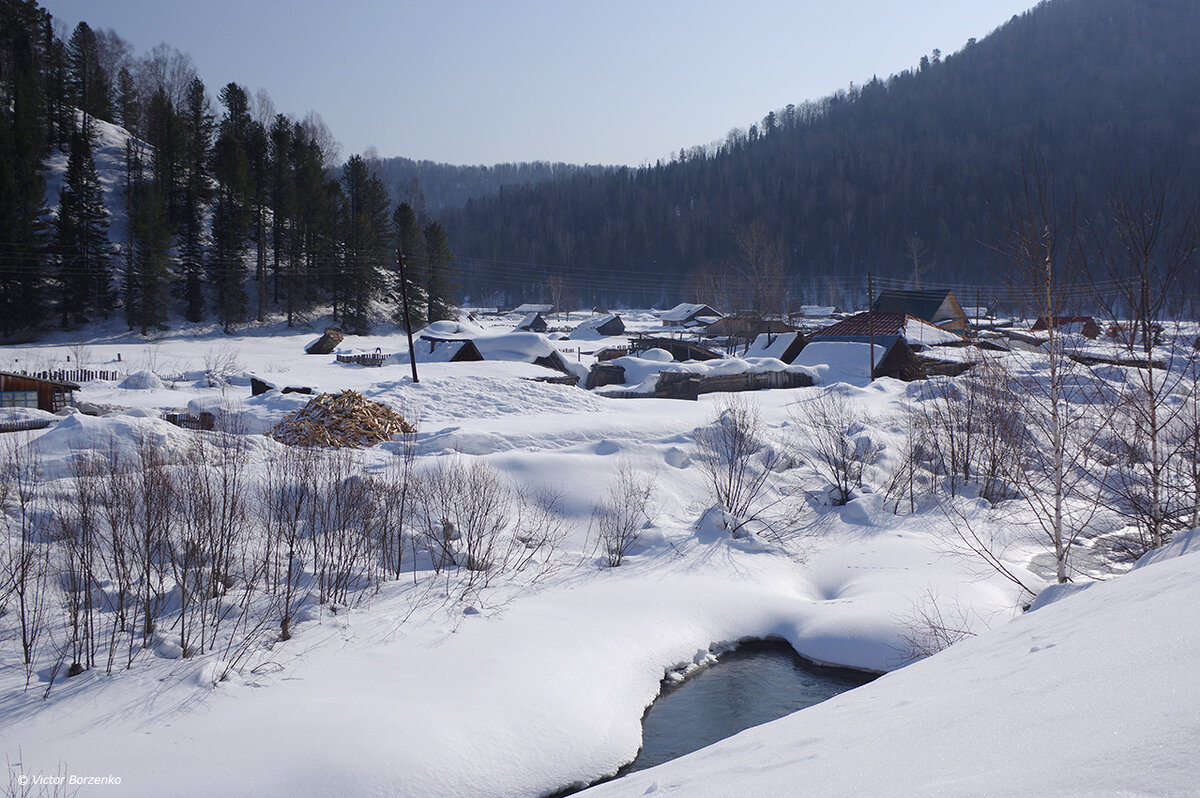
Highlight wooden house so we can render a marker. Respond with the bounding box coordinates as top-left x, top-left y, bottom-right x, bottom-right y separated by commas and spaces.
1031, 316, 1101, 339
814, 312, 967, 350
872, 290, 969, 332
0, 372, 80, 412
659, 303, 724, 328
745, 332, 807, 364
517, 312, 549, 333
414, 336, 486, 362
795, 336, 924, 381
629, 336, 723, 362
570, 313, 625, 338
